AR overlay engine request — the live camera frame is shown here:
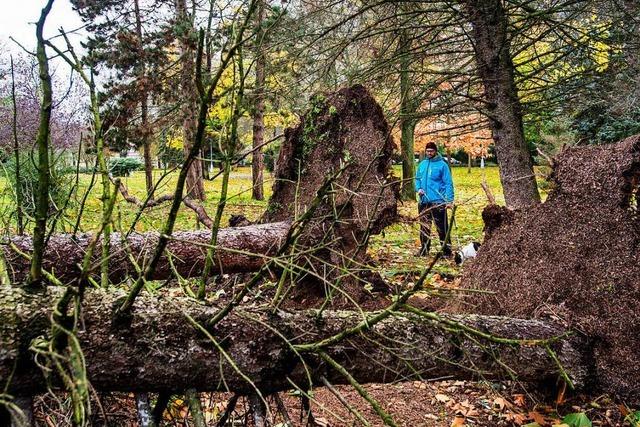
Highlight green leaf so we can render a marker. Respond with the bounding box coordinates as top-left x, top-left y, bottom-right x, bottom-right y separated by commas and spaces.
562, 412, 592, 427
625, 410, 640, 427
